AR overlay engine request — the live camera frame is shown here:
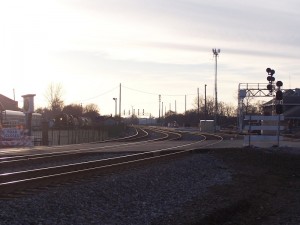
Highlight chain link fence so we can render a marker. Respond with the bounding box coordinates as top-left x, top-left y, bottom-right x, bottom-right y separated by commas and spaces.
32, 123, 127, 146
